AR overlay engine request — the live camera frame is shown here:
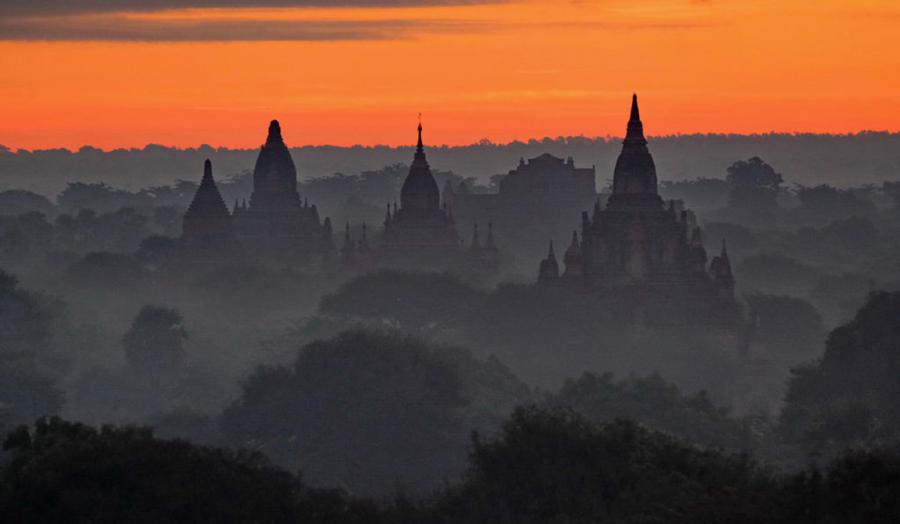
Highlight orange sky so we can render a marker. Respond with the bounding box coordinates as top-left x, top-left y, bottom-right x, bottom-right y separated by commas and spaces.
0, 0, 898, 150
